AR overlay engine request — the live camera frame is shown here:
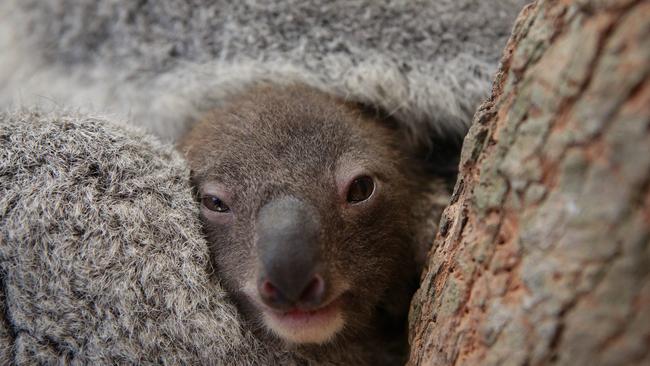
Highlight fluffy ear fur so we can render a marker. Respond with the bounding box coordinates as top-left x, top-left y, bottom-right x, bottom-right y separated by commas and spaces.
0, 0, 528, 152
